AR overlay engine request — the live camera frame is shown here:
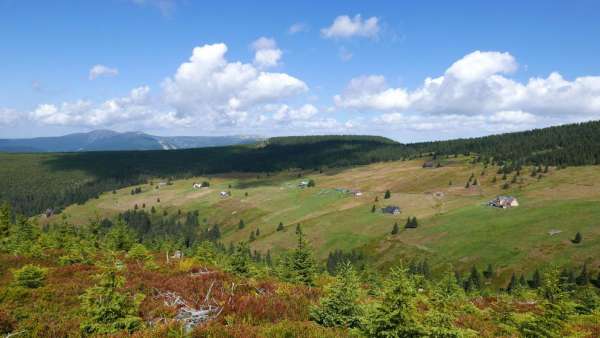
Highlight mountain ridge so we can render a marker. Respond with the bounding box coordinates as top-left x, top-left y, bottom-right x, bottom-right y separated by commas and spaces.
0, 130, 263, 152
